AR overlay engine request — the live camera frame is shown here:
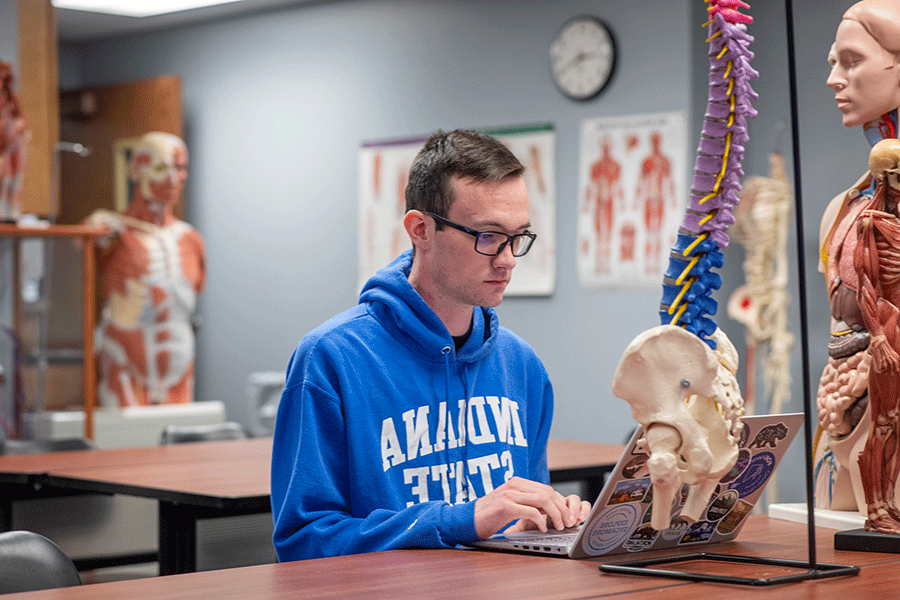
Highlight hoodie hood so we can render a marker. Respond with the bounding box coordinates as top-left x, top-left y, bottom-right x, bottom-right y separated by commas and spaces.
359, 250, 497, 364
